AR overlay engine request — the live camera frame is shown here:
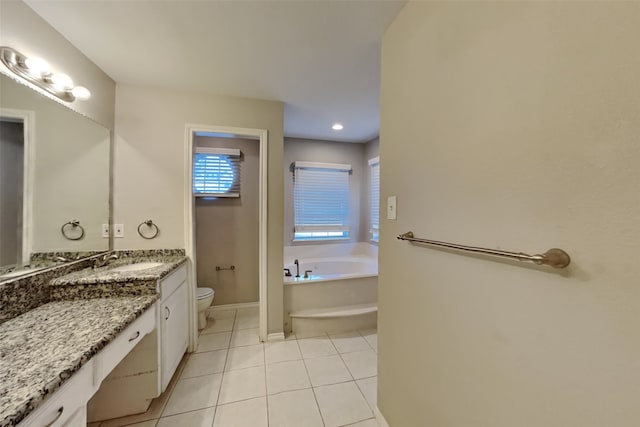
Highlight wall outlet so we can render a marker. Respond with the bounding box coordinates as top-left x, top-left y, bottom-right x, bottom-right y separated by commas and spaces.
101, 224, 110, 238
114, 224, 124, 238
387, 196, 397, 220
